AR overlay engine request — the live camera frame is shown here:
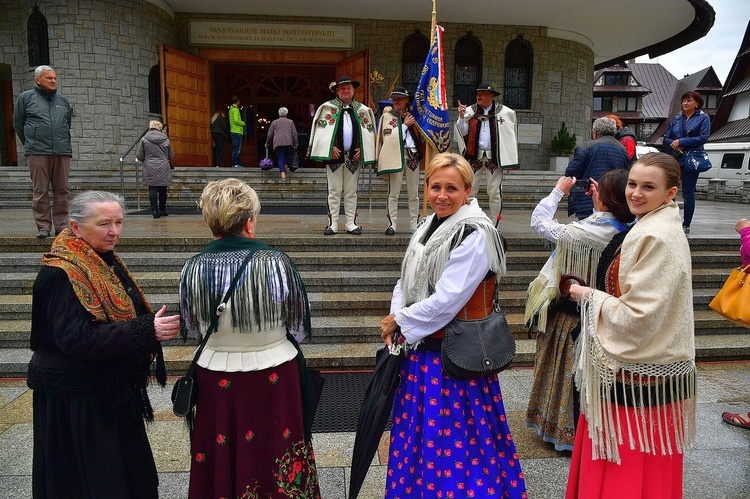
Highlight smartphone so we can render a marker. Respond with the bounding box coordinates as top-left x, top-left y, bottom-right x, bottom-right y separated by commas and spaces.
570, 178, 591, 194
